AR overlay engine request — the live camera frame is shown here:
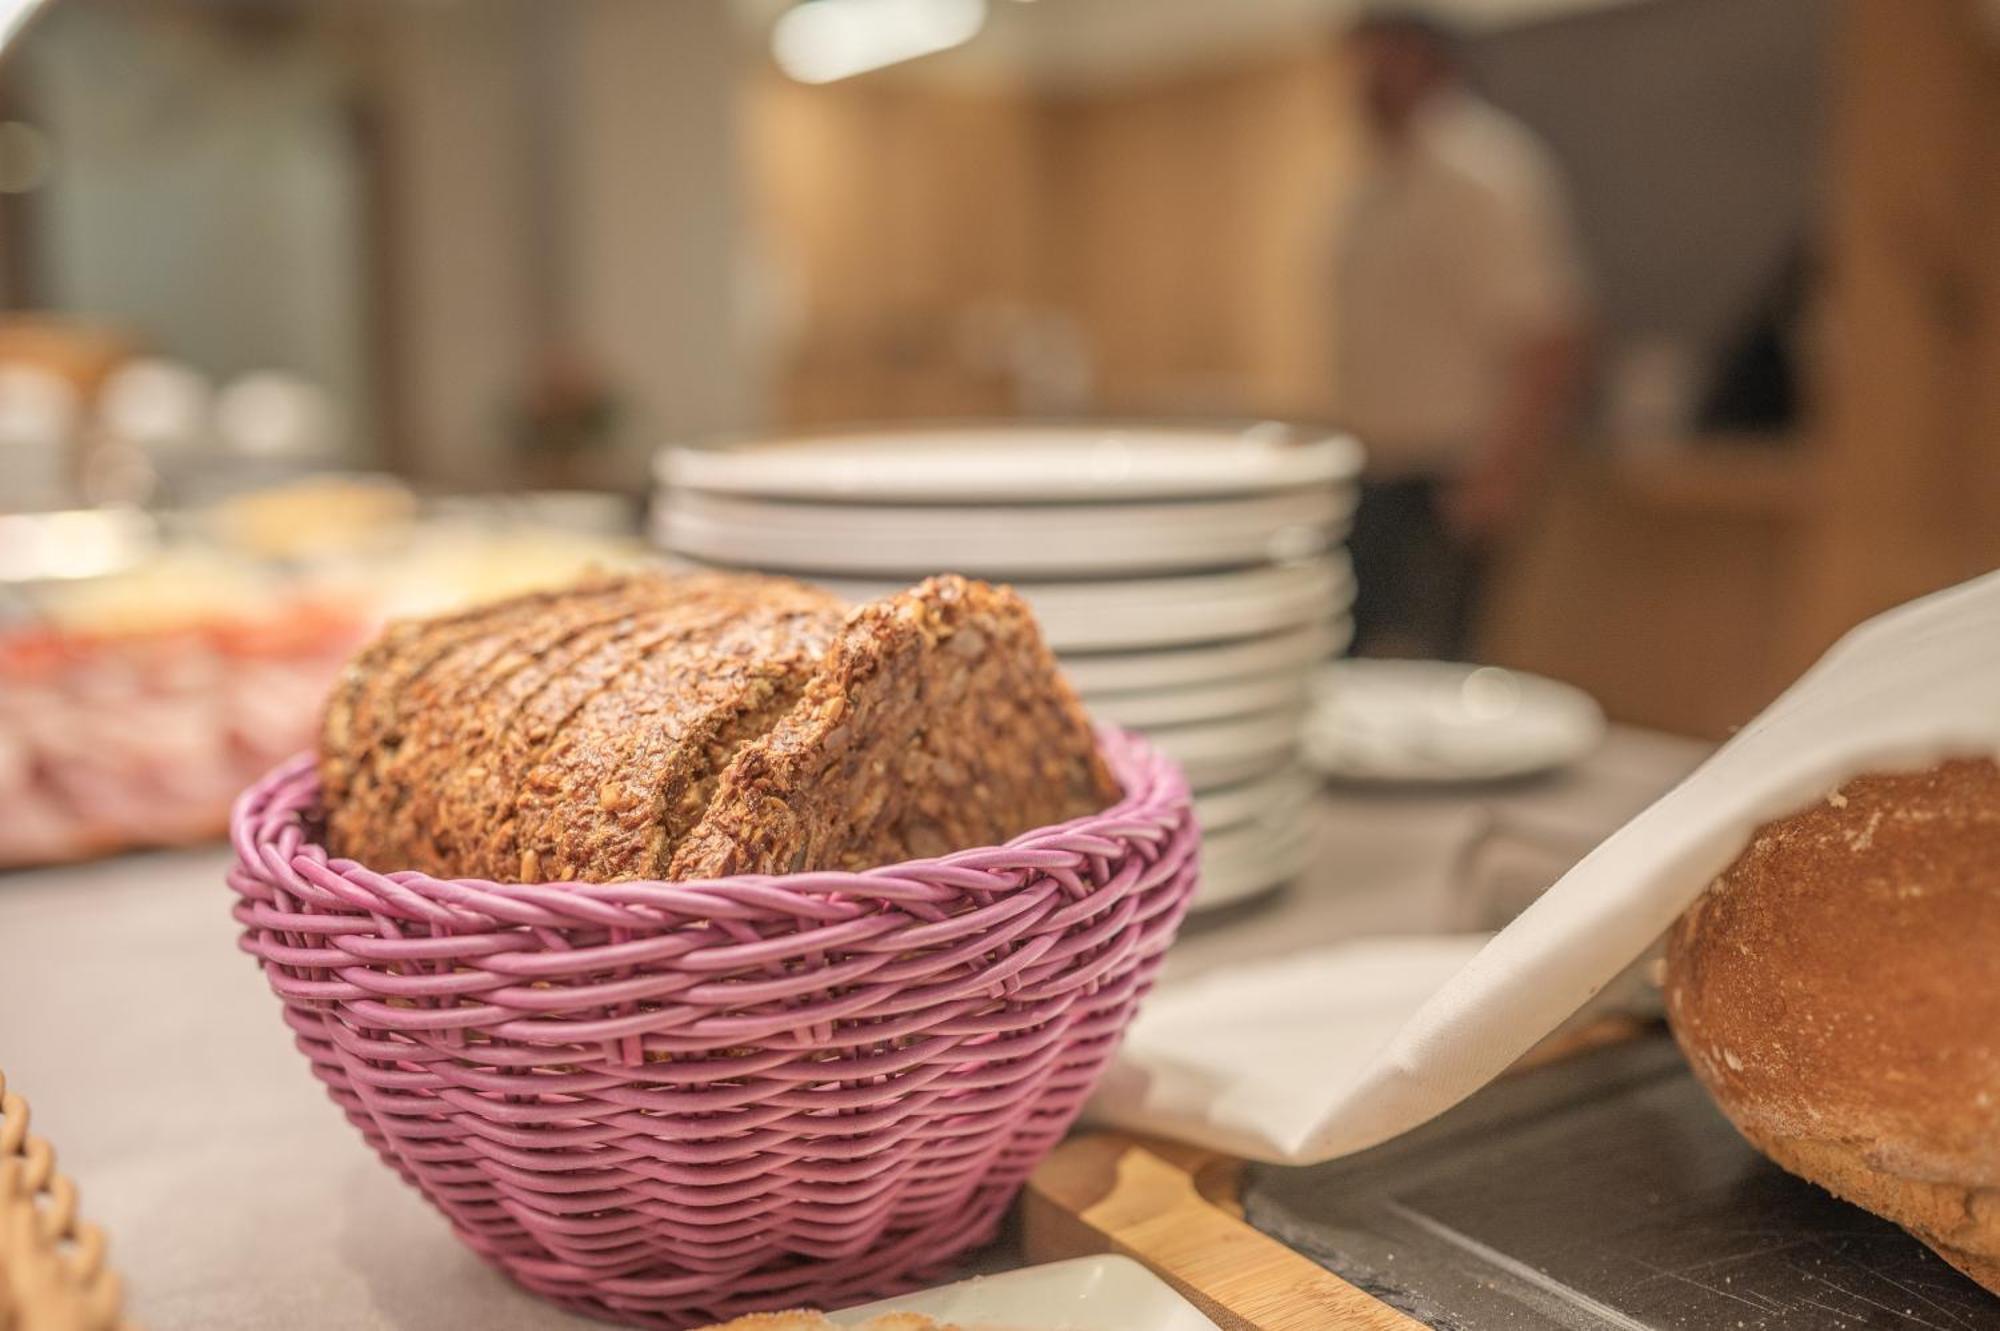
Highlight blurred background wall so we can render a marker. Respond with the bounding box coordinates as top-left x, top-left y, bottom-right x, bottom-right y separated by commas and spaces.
2, 0, 1998, 739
